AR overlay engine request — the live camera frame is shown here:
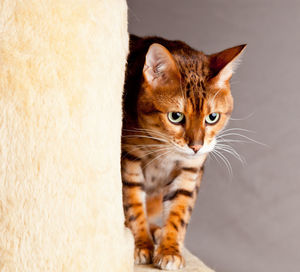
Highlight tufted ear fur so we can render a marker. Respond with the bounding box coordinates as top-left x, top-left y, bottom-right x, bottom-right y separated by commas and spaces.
209, 44, 246, 87
143, 43, 180, 89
